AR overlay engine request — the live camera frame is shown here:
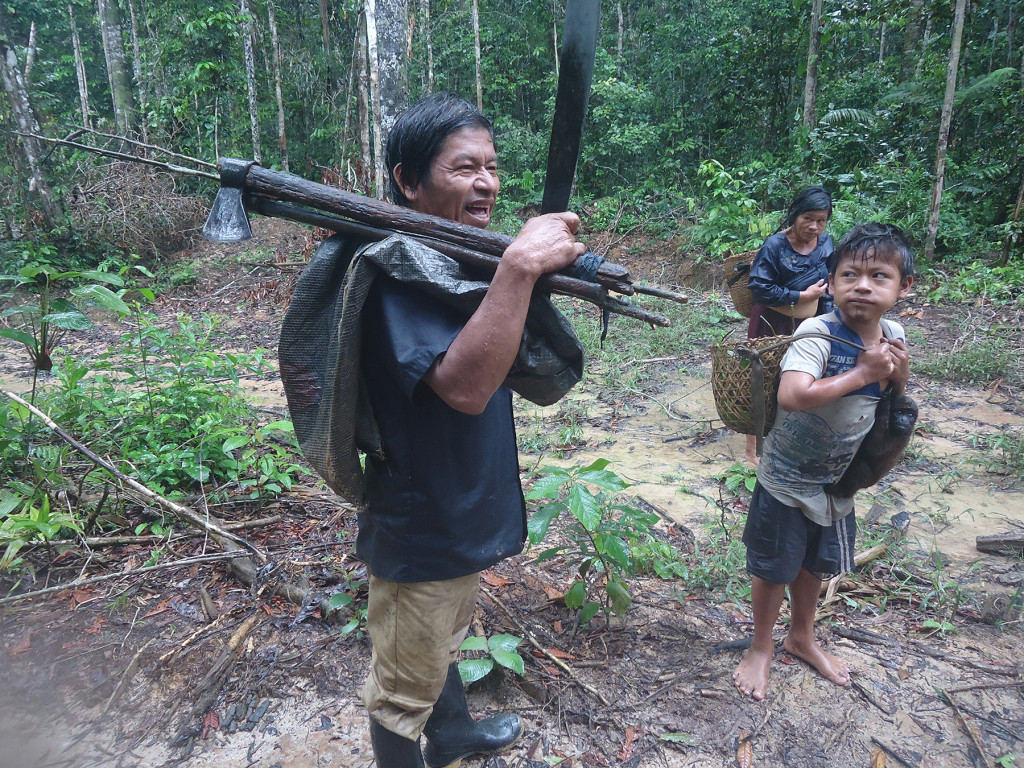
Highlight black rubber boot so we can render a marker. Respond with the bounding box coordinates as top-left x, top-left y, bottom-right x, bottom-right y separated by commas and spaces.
369, 719, 425, 768
422, 663, 523, 768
